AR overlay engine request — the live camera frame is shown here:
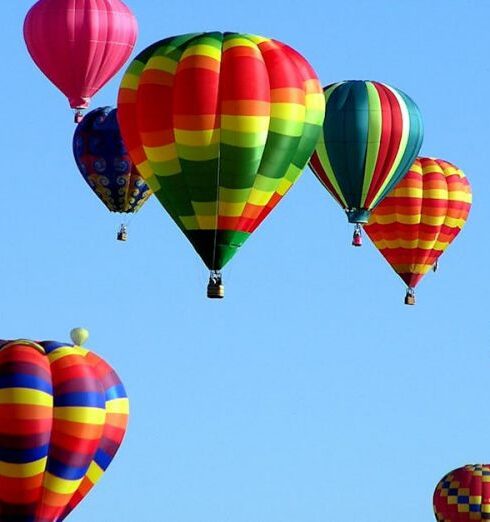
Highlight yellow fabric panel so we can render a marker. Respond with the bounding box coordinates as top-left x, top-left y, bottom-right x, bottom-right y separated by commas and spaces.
106, 398, 130, 415
393, 263, 432, 275
373, 239, 450, 250
421, 189, 450, 199
277, 178, 293, 196
119, 73, 140, 90
182, 43, 222, 62
0, 340, 45, 354
47, 347, 88, 363
220, 115, 270, 133
448, 190, 473, 203
218, 201, 247, 217
144, 143, 178, 163
270, 103, 305, 122
391, 187, 423, 198
145, 56, 178, 75
174, 129, 220, 147
0, 388, 52, 406
223, 37, 258, 51
53, 407, 106, 425
86, 461, 104, 485
43, 473, 82, 495
0, 458, 47, 478
242, 34, 269, 45
248, 188, 273, 206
